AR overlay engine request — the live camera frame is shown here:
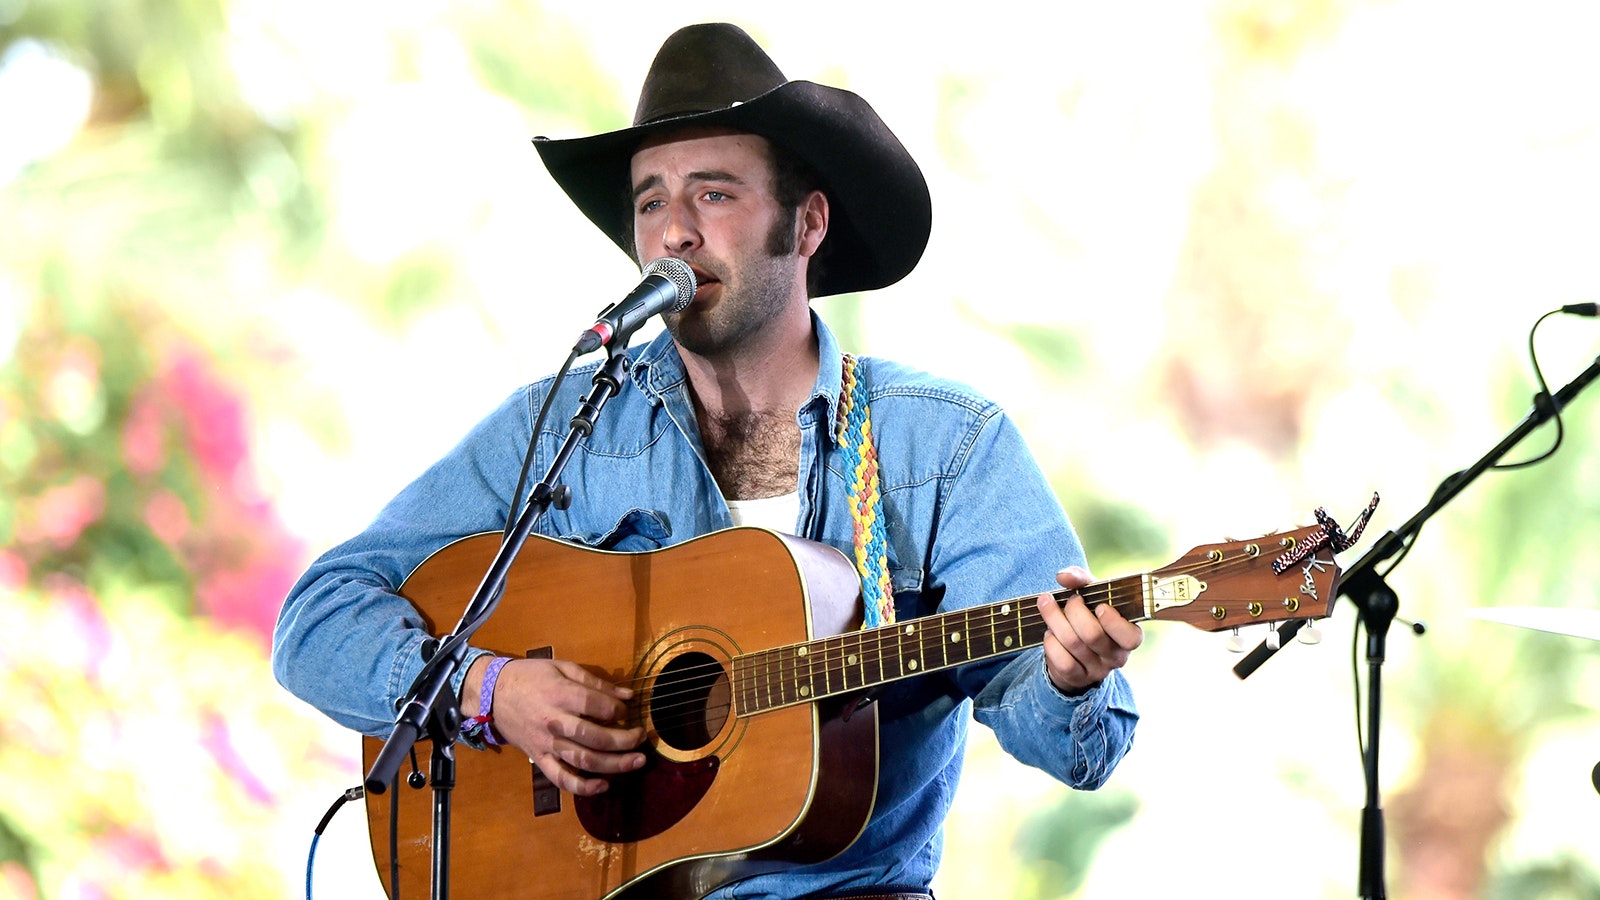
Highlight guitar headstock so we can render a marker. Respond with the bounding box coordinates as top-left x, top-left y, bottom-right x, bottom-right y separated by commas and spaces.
1143, 524, 1341, 631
